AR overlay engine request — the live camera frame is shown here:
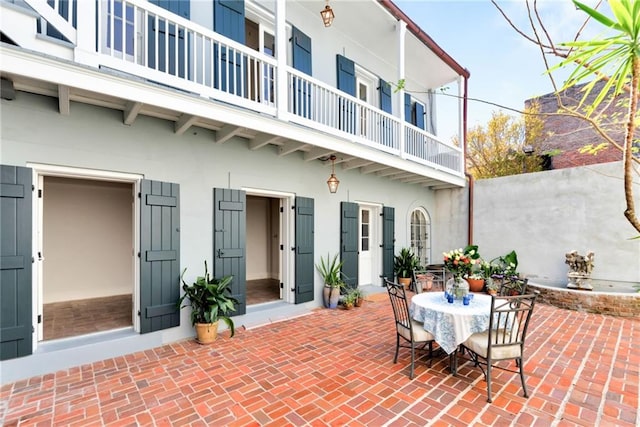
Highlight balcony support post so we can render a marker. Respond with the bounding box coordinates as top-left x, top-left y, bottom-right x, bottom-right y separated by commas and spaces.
397, 19, 407, 159
74, 0, 99, 67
